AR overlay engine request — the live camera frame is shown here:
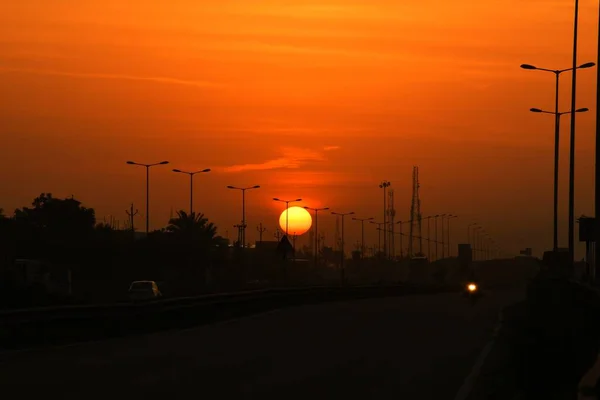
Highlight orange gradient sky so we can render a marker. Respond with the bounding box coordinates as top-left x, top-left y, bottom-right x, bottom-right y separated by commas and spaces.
1, 0, 599, 257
